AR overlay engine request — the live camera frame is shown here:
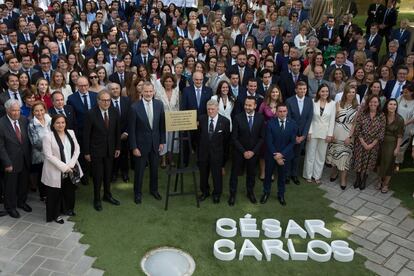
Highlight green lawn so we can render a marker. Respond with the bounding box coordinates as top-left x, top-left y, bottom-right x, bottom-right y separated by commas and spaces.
71, 167, 373, 276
